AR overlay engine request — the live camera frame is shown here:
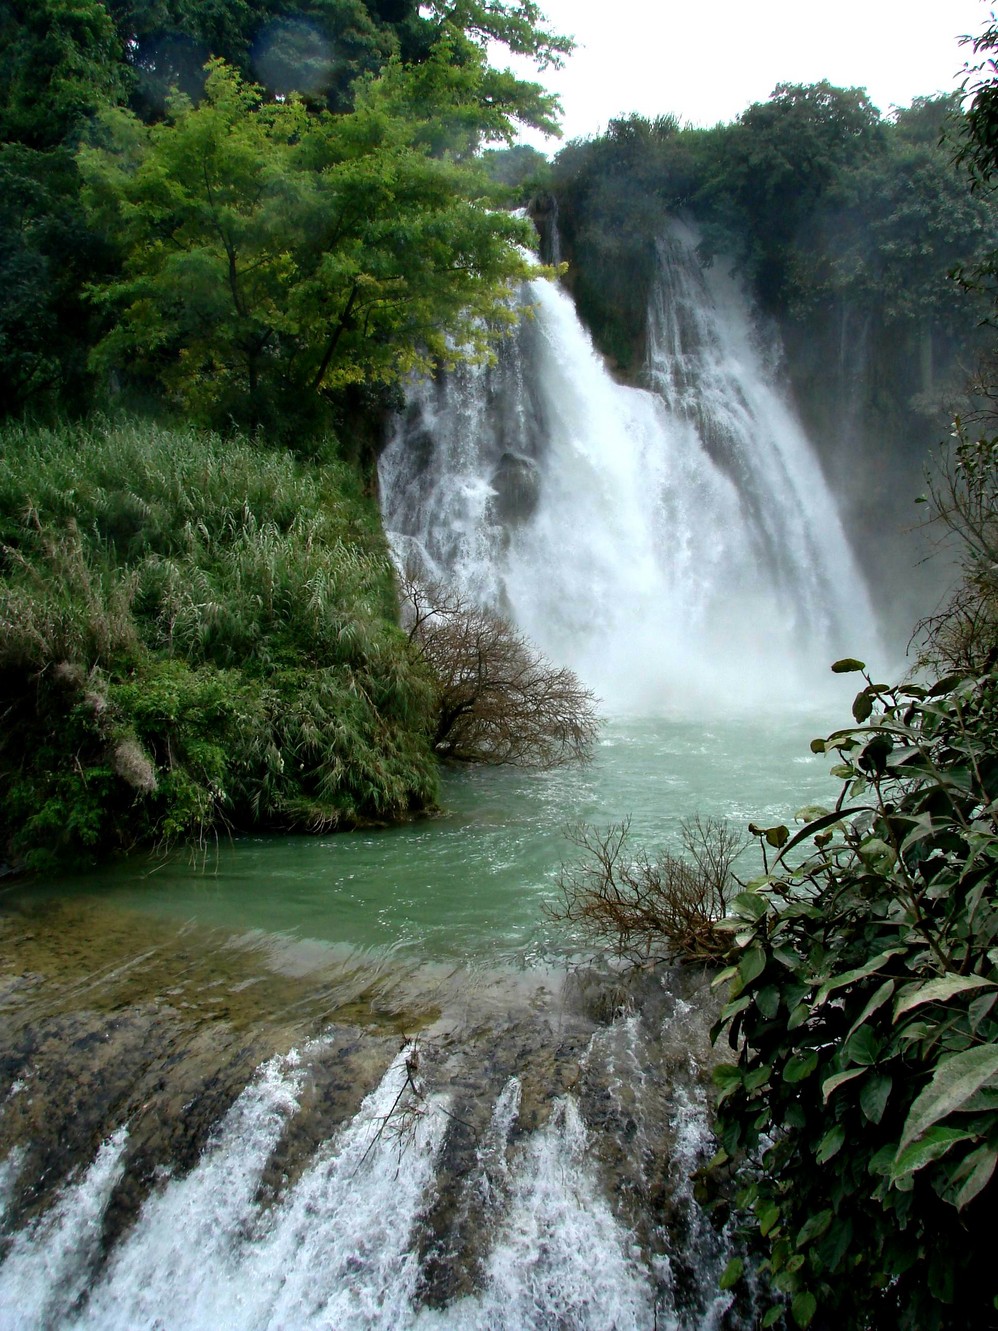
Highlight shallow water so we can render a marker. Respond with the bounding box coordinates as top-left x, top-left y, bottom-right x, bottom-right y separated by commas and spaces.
3, 709, 845, 968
